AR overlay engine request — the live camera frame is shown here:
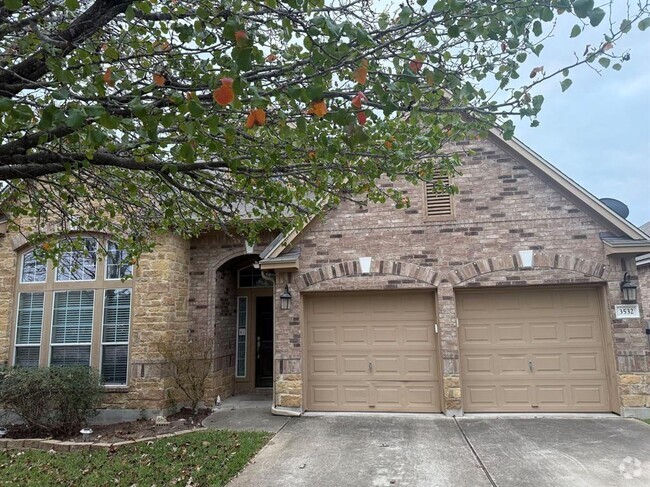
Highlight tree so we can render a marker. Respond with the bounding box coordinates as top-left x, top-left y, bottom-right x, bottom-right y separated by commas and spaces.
0, 0, 648, 258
